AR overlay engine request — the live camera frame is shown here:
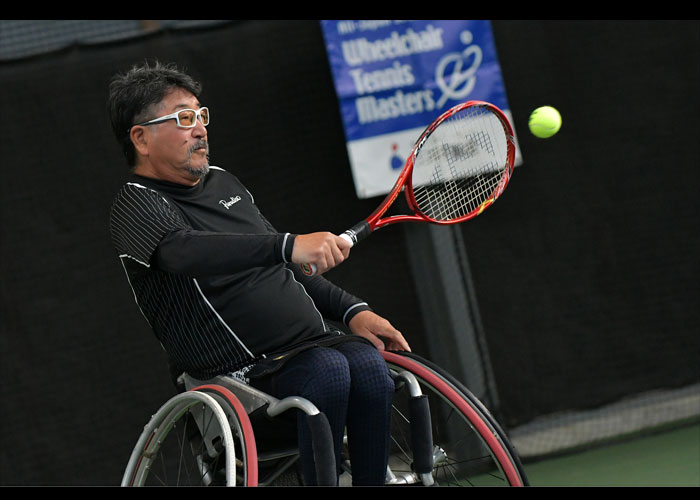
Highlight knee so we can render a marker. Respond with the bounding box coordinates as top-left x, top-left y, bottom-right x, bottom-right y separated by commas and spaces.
347, 348, 395, 402
301, 348, 351, 400
365, 361, 395, 402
